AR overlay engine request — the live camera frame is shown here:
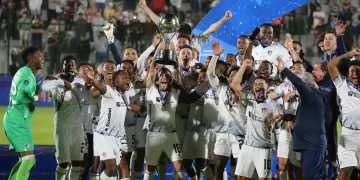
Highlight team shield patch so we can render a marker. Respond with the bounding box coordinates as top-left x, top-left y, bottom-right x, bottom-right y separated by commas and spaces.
267, 50, 272, 56
24, 80, 29, 86
262, 108, 267, 113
